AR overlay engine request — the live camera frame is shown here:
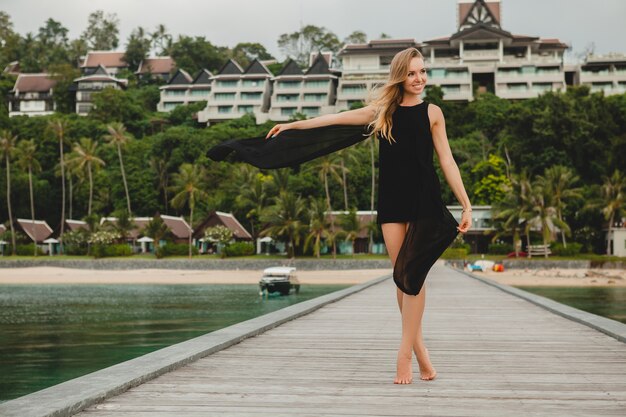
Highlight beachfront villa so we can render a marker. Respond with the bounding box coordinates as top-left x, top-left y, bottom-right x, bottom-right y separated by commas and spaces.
99, 215, 191, 252
15, 218, 58, 255
7, 73, 57, 117
604, 218, 626, 257
579, 53, 626, 96
193, 211, 253, 254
